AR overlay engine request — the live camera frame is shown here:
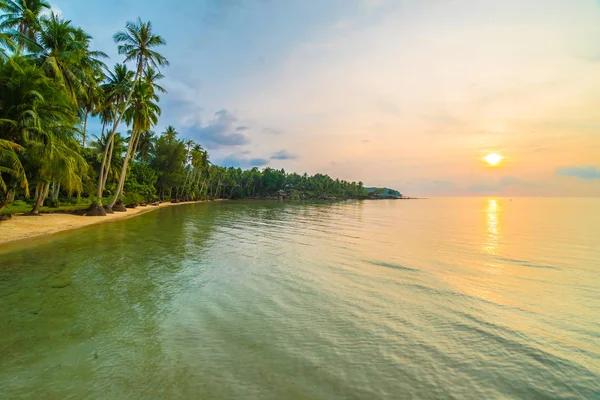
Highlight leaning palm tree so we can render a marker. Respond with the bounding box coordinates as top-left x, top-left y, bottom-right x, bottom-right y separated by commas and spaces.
95, 18, 168, 211
0, 0, 49, 52
107, 80, 160, 209
95, 63, 132, 196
